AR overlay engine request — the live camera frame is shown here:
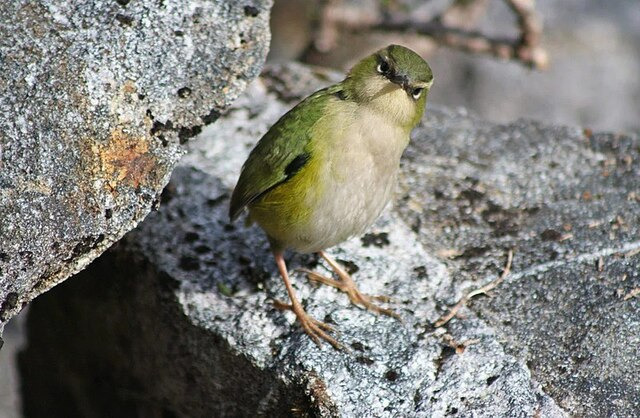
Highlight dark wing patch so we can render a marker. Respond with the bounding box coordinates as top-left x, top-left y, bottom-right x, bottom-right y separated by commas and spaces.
228, 152, 311, 221
284, 152, 310, 177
